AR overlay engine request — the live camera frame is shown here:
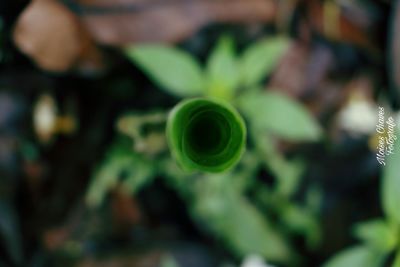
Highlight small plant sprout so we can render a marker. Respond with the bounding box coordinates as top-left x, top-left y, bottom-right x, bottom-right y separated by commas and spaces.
167, 98, 246, 173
